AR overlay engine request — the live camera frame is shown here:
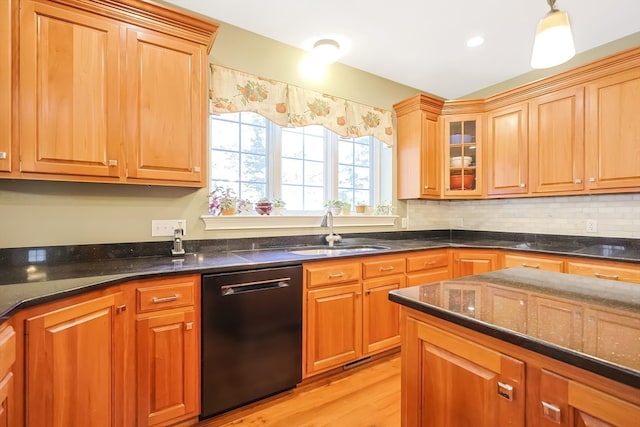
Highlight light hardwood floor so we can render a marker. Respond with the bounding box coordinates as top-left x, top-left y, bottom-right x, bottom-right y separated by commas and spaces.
198, 355, 401, 427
